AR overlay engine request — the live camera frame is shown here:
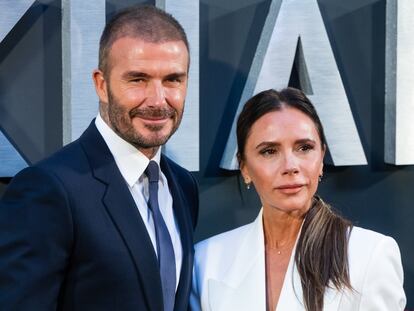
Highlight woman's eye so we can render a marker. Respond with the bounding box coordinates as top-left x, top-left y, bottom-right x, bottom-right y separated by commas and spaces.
260, 148, 276, 156
298, 144, 314, 152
